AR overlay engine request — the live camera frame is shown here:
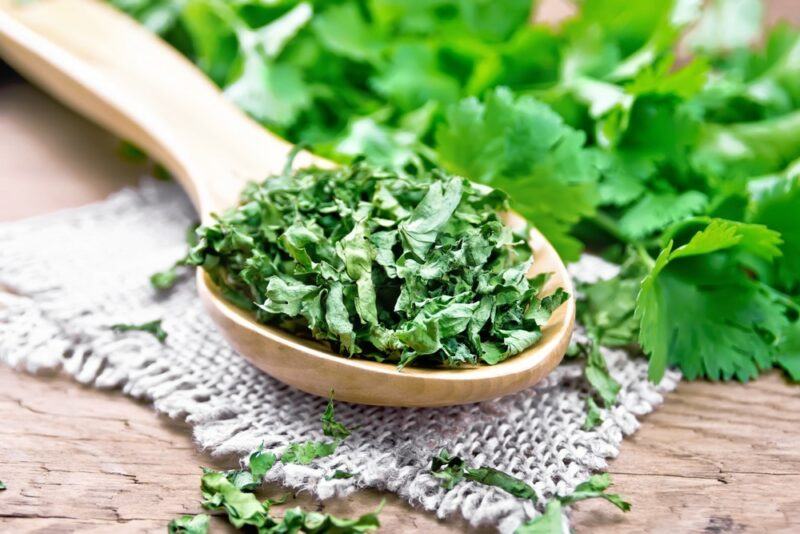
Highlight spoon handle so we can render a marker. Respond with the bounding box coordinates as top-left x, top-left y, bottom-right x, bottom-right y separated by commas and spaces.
0, 0, 304, 217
